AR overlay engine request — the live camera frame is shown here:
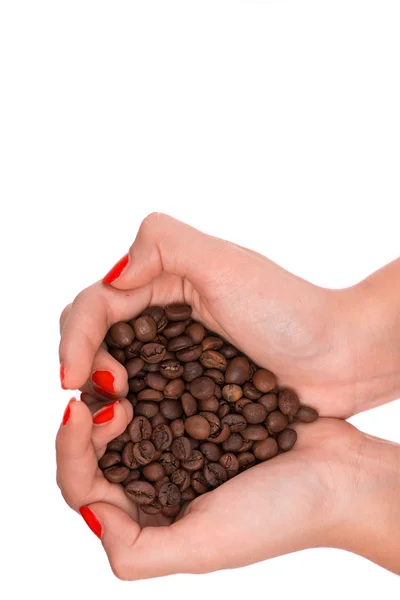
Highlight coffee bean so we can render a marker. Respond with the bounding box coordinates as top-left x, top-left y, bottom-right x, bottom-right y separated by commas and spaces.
258, 393, 278, 413
181, 450, 205, 471
105, 330, 121, 349
125, 357, 145, 378
266, 410, 288, 433
219, 453, 239, 478
128, 416, 152, 442
107, 439, 125, 453
181, 486, 196, 501
163, 321, 187, 338
137, 388, 164, 402
158, 482, 181, 507
140, 500, 162, 515
205, 368, 225, 385
185, 415, 211, 439
142, 462, 166, 481
183, 361, 204, 382
235, 398, 252, 413
221, 414, 247, 432
124, 339, 143, 359
181, 392, 198, 417
198, 396, 219, 412
222, 433, 244, 453
225, 357, 250, 385
140, 343, 166, 364
170, 418, 185, 437
277, 428, 298, 451
219, 344, 238, 359
167, 335, 193, 352
200, 442, 221, 461
145, 372, 167, 390
200, 350, 227, 371
201, 336, 224, 351
145, 362, 161, 373
134, 401, 159, 418
171, 436, 193, 460
171, 468, 191, 491
190, 376, 215, 400
176, 345, 203, 362
191, 471, 209, 494
109, 322, 135, 347
132, 315, 157, 342
162, 505, 181, 518
296, 405, 318, 423
253, 438, 278, 461
103, 465, 130, 483
278, 389, 300, 416
185, 322, 205, 344
160, 399, 183, 420
252, 368, 277, 393
122, 442, 140, 469
207, 423, 230, 443
243, 382, 262, 400
129, 378, 146, 393
237, 452, 256, 469
165, 304, 192, 322
159, 452, 180, 475
163, 378, 185, 399
160, 359, 184, 379
133, 440, 156, 465
204, 463, 228, 487
222, 384, 243, 403
122, 469, 141, 485
141, 305, 164, 323
150, 422, 172, 449
238, 437, 253, 452
125, 480, 156, 505
99, 452, 121, 470
151, 413, 169, 428
242, 402, 267, 424
110, 348, 126, 364
242, 424, 269, 440
217, 402, 231, 419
